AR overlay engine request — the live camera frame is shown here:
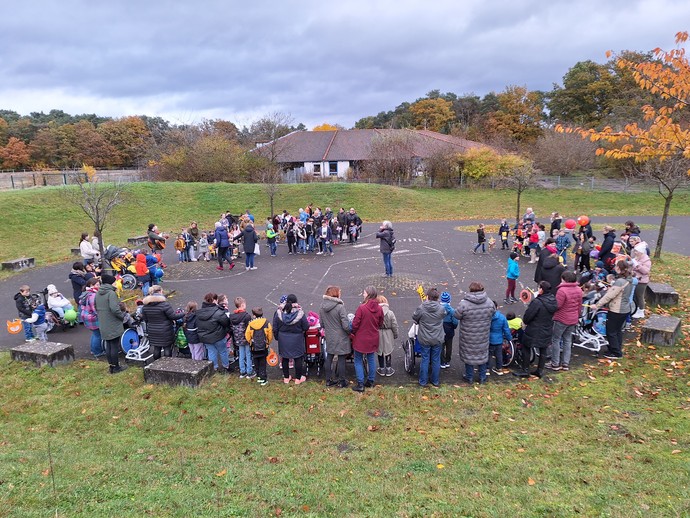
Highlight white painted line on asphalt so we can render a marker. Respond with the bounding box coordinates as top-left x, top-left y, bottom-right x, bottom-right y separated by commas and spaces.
422, 245, 458, 285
